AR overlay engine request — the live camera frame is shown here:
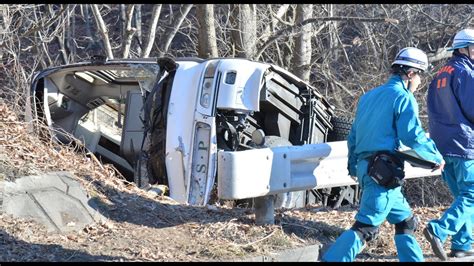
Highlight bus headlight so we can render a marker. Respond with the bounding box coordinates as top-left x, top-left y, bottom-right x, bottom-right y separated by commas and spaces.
200, 78, 213, 108
199, 60, 218, 109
